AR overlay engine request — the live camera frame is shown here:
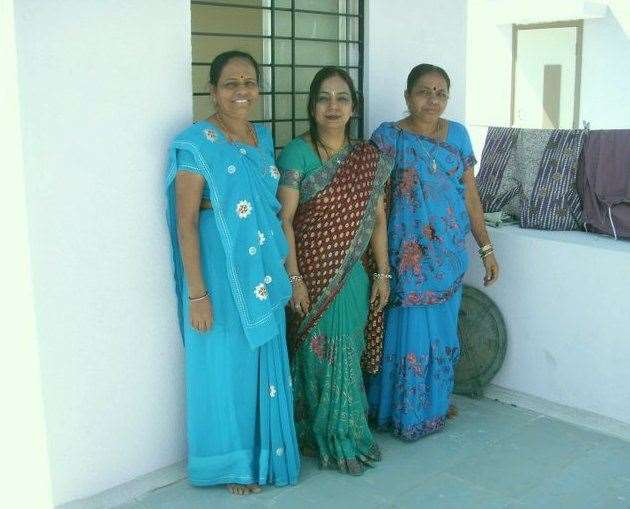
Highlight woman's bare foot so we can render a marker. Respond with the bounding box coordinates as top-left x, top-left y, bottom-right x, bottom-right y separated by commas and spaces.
226, 483, 262, 496
447, 404, 459, 419
227, 484, 246, 496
